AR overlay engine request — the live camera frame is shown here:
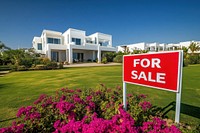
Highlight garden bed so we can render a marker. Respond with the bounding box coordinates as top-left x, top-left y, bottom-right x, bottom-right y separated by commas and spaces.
0, 85, 183, 133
